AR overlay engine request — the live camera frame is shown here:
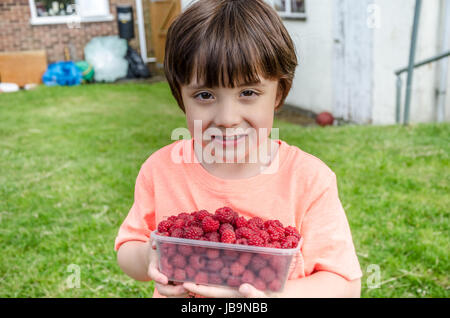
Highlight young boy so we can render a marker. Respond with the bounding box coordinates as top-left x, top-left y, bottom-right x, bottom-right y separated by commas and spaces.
115, 0, 362, 298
